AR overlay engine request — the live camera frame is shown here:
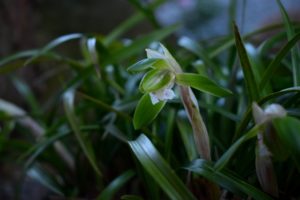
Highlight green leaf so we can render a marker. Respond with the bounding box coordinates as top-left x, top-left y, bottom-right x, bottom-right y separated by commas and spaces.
186, 159, 273, 200
140, 69, 174, 92
215, 125, 262, 170
128, 134, 196, 200
133, 94, 165, 129
259, 32, 300, 90
27, 165, 64, 195
108, 24, 179, 63
12, 77, 41, 117
104, 13, 145, 45
276, 0, 300, 86
233, 23, 260, 102
97, 170, 135, 200
272, 116, 300, 159
177, 118, 197, 161
178, 36, 218, 70
25, 33, 83, 65
63, 89, 102, 176
127, 58, 162, 73
0, 50, 38, 67
175, 73, 232, 97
